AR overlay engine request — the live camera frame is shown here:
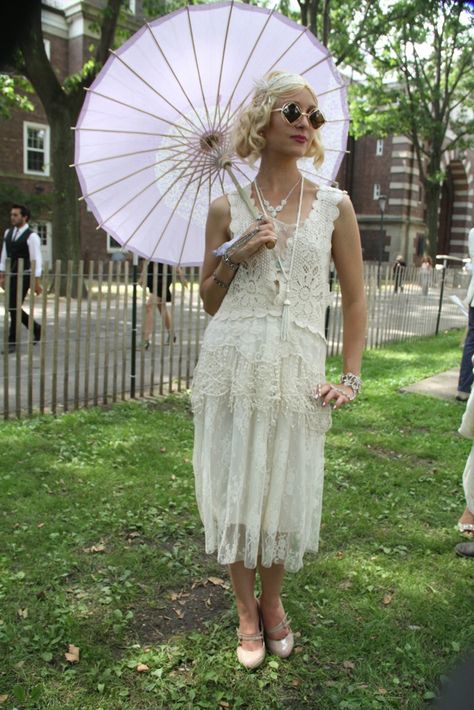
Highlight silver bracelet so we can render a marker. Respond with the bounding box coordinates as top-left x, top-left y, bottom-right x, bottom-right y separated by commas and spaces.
340, 372, 362, 396
222, 251, 240, 271
332, 386, 356, 401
